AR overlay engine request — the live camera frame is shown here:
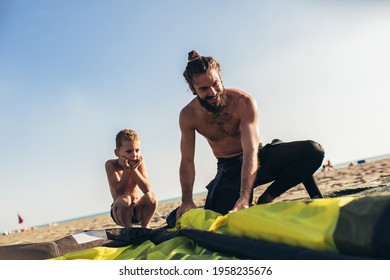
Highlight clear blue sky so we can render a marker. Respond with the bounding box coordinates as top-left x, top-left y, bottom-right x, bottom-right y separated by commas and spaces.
1, 0, 389, 233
